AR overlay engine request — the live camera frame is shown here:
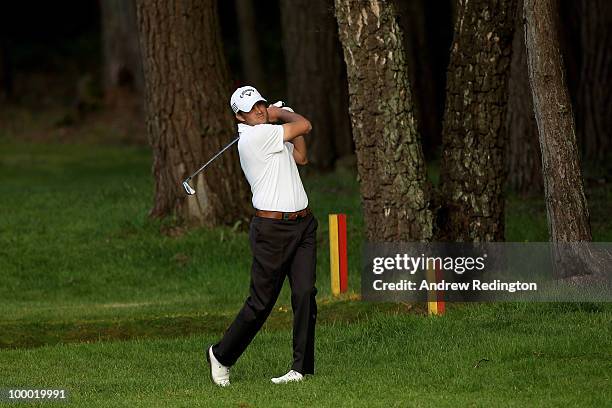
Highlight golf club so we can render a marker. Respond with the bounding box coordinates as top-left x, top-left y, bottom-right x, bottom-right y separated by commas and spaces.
182, 136, 240, 195
182, 101, 292, 195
